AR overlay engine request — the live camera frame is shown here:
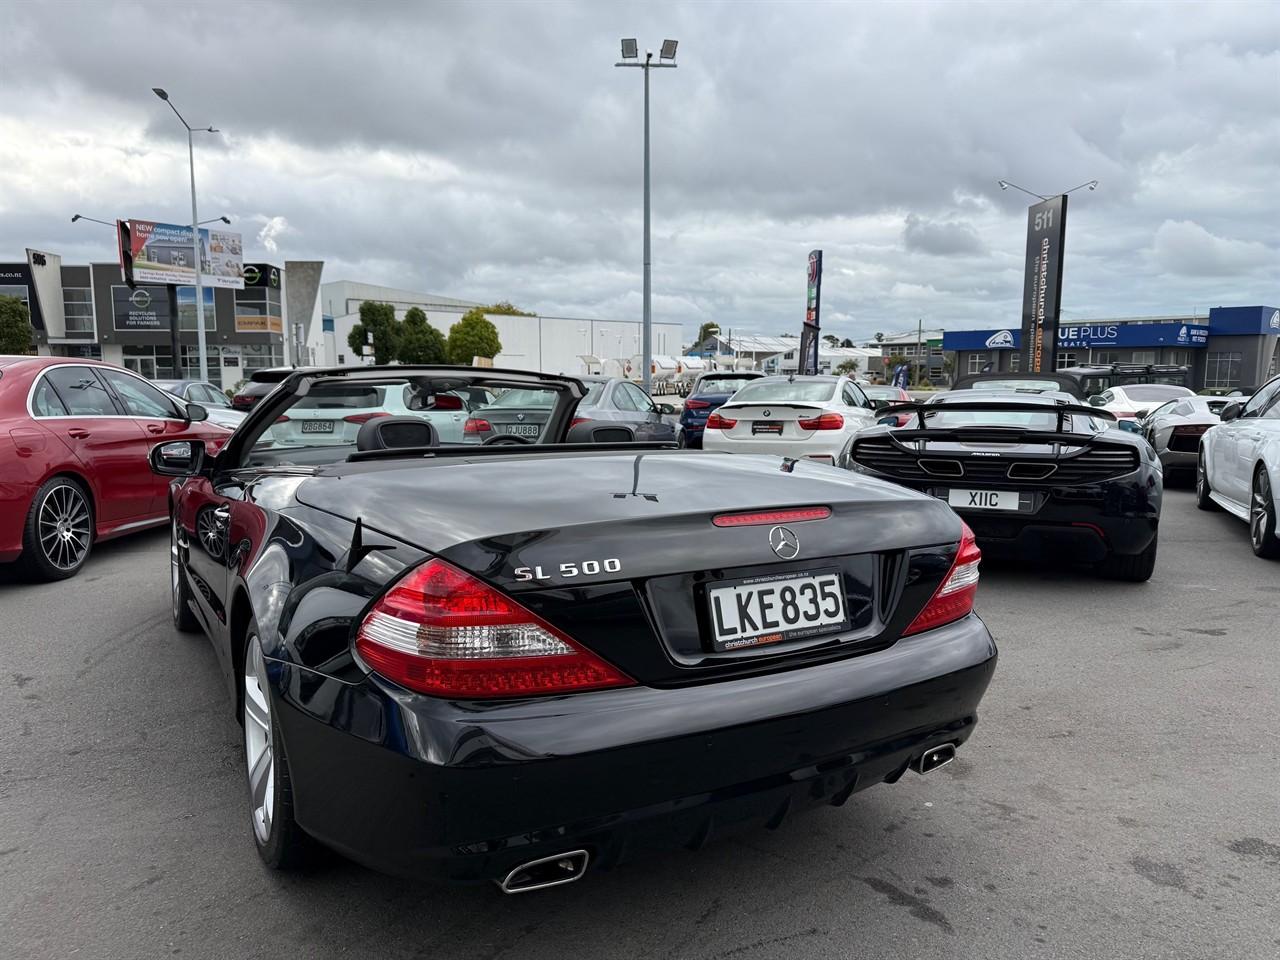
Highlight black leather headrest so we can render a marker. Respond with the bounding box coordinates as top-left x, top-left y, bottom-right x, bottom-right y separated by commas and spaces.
355, 416, 440, 452
566, 420, 639, 444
